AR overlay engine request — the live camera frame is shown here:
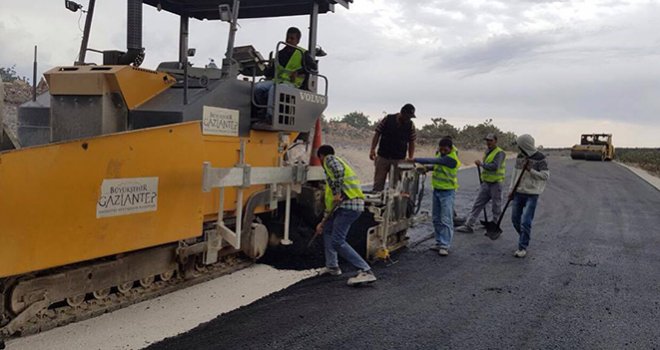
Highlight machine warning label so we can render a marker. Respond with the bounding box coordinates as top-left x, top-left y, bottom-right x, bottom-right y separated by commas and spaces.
202, 106, 240, 136
96, 177, 159, 218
